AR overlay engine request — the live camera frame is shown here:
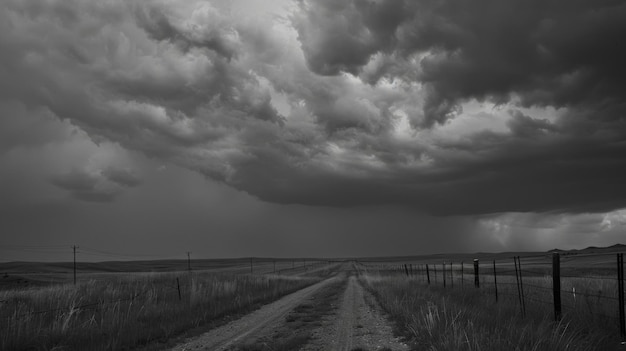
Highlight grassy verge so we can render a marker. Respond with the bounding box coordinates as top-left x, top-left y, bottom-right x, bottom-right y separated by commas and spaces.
0, 272, 321, 350
361, 274, 619, 351
235, 276, 347, 351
